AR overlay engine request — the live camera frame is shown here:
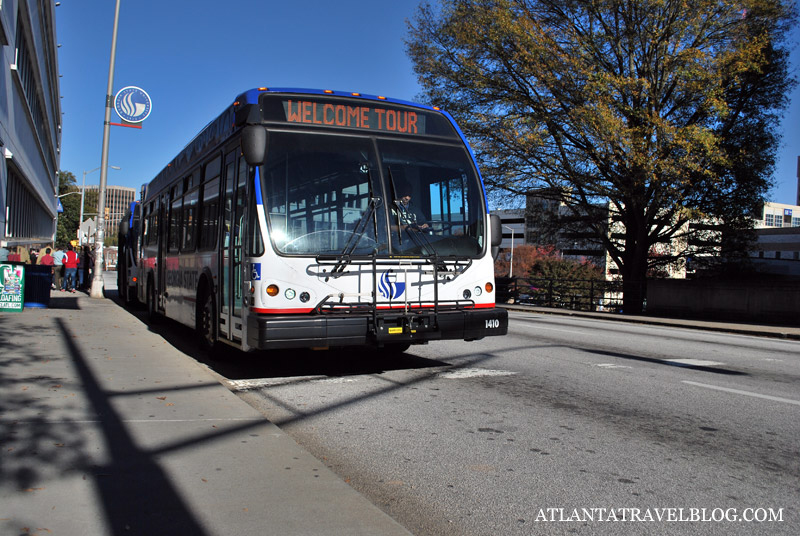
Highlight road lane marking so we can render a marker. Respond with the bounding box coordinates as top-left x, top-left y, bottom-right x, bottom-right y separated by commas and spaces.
682, 381, 800, 407
596, 364, 632, 369
667, 359, 725, 367
437, 368, 516, 379
227, 377, 326, 390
